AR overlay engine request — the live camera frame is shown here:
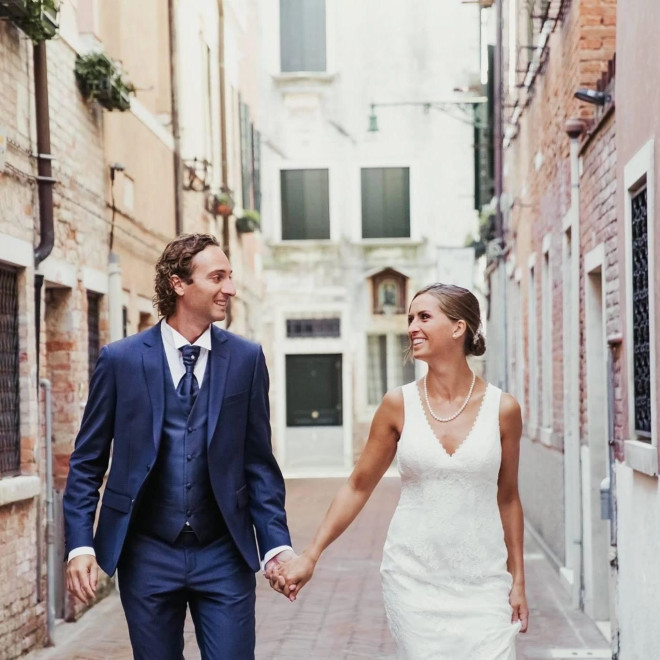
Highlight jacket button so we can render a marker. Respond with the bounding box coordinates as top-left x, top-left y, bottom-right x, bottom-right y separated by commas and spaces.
146, 464, 150, 471
185, 483, 192, 490
186, 509, 191, 516
187, 454, 192, 461
187, 426, 193, 433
